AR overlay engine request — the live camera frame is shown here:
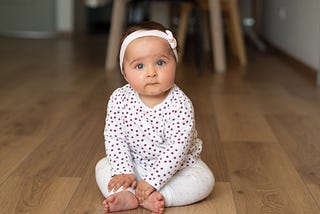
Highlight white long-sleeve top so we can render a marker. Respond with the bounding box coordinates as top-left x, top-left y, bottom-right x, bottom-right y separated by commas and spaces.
104, 84, 202, 190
